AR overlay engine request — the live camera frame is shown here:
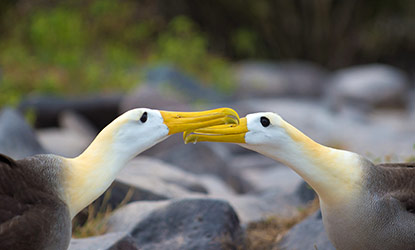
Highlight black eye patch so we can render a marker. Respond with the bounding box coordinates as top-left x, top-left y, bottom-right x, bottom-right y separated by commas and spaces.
260, 116, 270, 127
140, 112, 148, 123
